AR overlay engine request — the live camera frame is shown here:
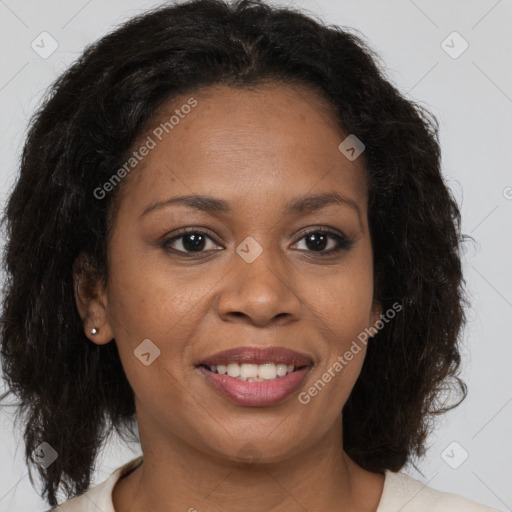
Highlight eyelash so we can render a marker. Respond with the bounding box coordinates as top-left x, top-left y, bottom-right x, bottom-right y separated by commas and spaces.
159, 227, 354, 257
